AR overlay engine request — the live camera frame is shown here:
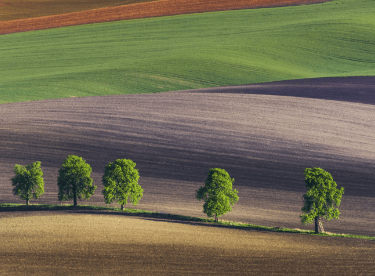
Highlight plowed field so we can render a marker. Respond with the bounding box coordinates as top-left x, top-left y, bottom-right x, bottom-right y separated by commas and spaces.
1, 77, 375, 237
0, 212, 374, 275
0, 0, 328, 34
1, 0, 374, 273
0, 0, 156, 21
